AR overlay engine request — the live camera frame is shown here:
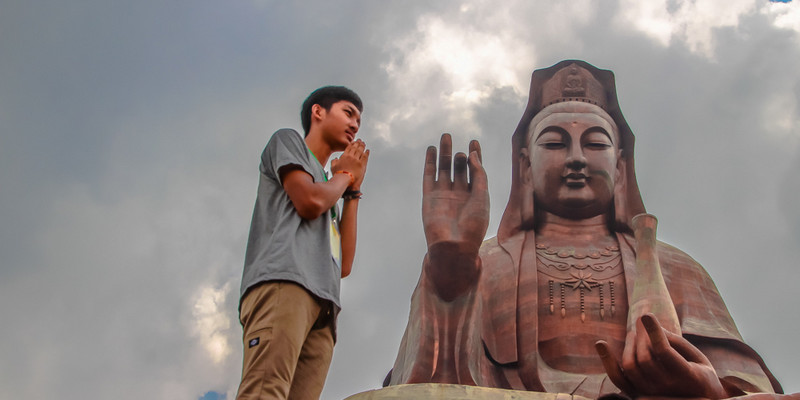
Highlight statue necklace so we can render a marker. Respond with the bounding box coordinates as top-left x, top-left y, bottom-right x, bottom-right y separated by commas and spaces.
535, 242, 622, 322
